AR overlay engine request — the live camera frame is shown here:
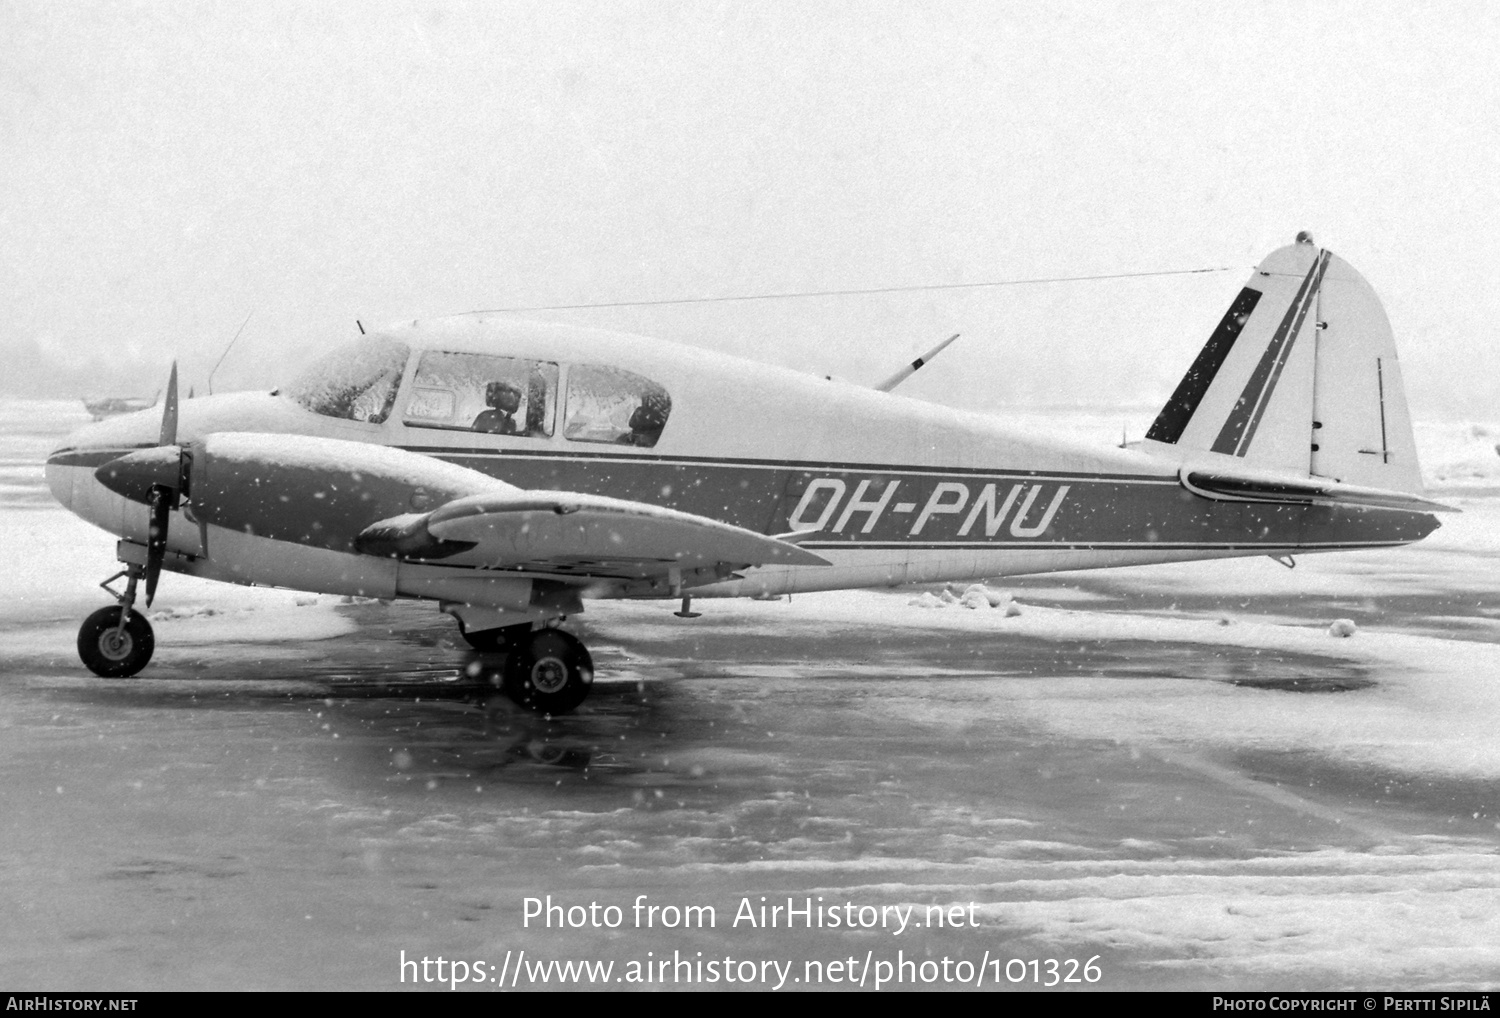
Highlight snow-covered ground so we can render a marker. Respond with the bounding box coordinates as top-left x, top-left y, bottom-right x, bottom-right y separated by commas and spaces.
2, 397, 1499, 990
